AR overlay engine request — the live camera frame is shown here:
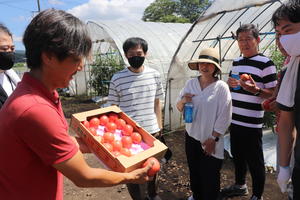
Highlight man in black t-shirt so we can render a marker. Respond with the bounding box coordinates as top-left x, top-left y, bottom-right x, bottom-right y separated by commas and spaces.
272, 2, 300, 199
